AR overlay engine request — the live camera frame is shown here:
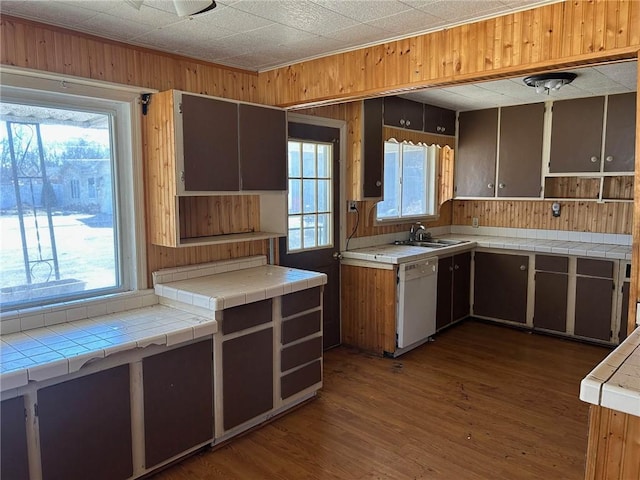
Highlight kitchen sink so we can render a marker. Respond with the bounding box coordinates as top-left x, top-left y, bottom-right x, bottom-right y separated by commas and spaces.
393, 238, 468, 248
